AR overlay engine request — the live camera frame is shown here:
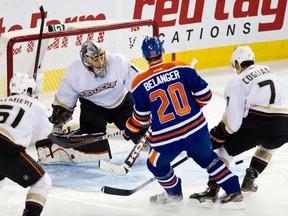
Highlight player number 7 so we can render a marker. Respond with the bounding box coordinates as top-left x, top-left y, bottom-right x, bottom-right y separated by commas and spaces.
258, 79, 275, 104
